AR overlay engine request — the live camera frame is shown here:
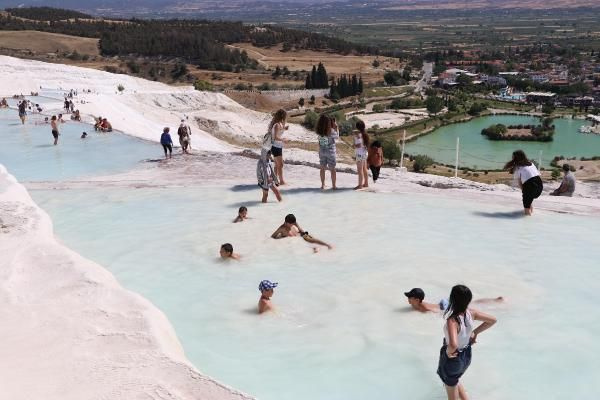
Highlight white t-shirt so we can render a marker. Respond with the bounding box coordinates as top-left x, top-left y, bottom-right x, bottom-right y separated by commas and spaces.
515, 164, 540, 183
